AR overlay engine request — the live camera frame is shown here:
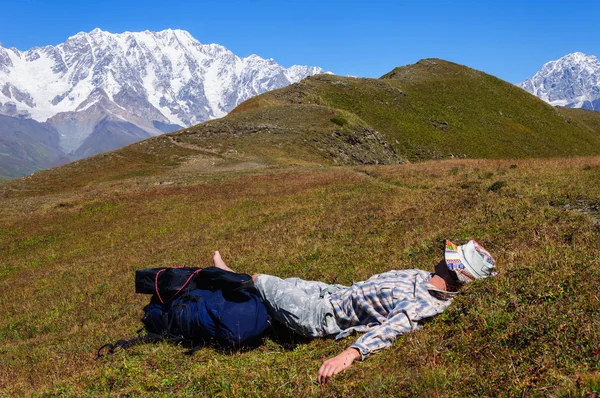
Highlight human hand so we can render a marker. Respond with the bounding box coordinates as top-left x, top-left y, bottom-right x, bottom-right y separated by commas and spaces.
317, 347, 361, 384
